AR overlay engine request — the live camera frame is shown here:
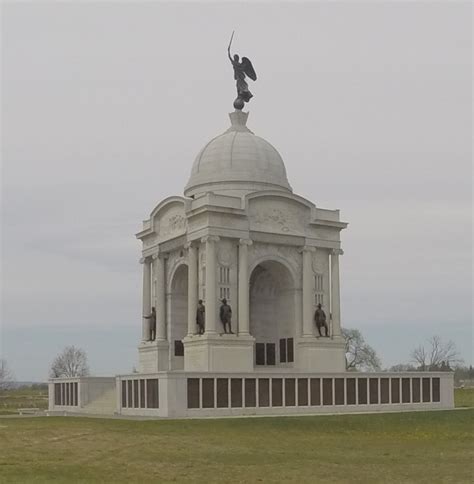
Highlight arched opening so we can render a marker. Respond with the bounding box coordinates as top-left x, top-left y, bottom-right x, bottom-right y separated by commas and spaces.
169, 264, 188, 370
249, 260, 295, 367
